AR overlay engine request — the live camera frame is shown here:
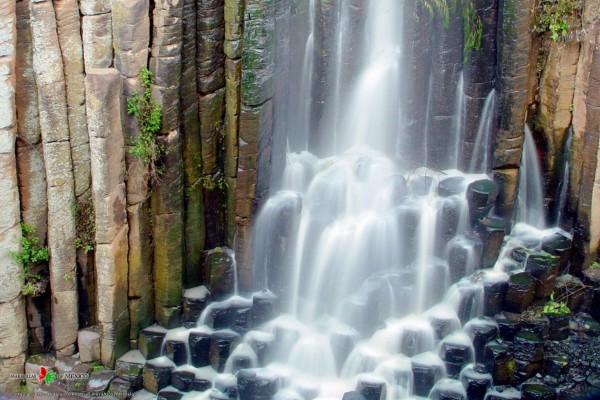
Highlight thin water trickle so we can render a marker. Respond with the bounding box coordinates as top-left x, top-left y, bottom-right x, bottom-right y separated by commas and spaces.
469, 90, 496, 173
517, 125, 546, 228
